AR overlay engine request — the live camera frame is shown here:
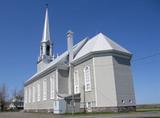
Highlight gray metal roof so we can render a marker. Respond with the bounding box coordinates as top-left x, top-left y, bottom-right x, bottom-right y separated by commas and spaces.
74, 33, 131, 61
25, 38, 87, 84
25, 33, 131, 84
